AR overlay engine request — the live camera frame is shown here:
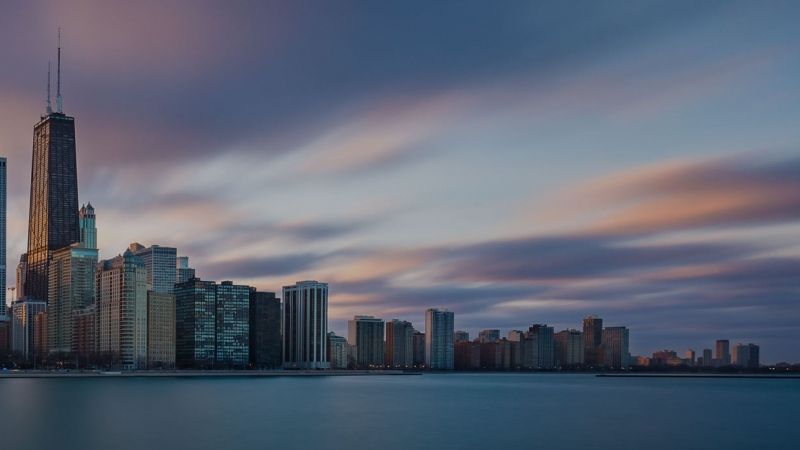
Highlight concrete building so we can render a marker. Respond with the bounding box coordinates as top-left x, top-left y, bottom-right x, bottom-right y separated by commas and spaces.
583, 315, 603, 366
732, 343, 760, 369
73, 304, 96, 365
175, 278, 217, 368
47, 243, 97, 354
96, 250, 148, 370
11, 299, 46, 362
130, 244, 177, 295
0, 315, 10, 359
601, 326, 630, 369
554, 329, 584, 367
425, 308, 454, 370
327, 332, 349, 369
523, 324, 554, 369
147, 292, 175, 369
702, 348, 713, 367
348, 315, 385, 368
455, 340, 481, 369
282, 281, 329, 369
716, 340, 731, 366
249, 290, 281, 369
385, 319, 414, 368
33, 311, 48, 365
